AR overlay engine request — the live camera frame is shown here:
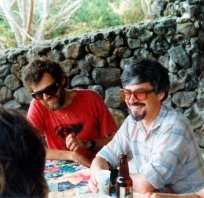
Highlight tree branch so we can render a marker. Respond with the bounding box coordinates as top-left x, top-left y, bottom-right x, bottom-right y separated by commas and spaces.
26, 0, 33, 36
0, 0, 83, 46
